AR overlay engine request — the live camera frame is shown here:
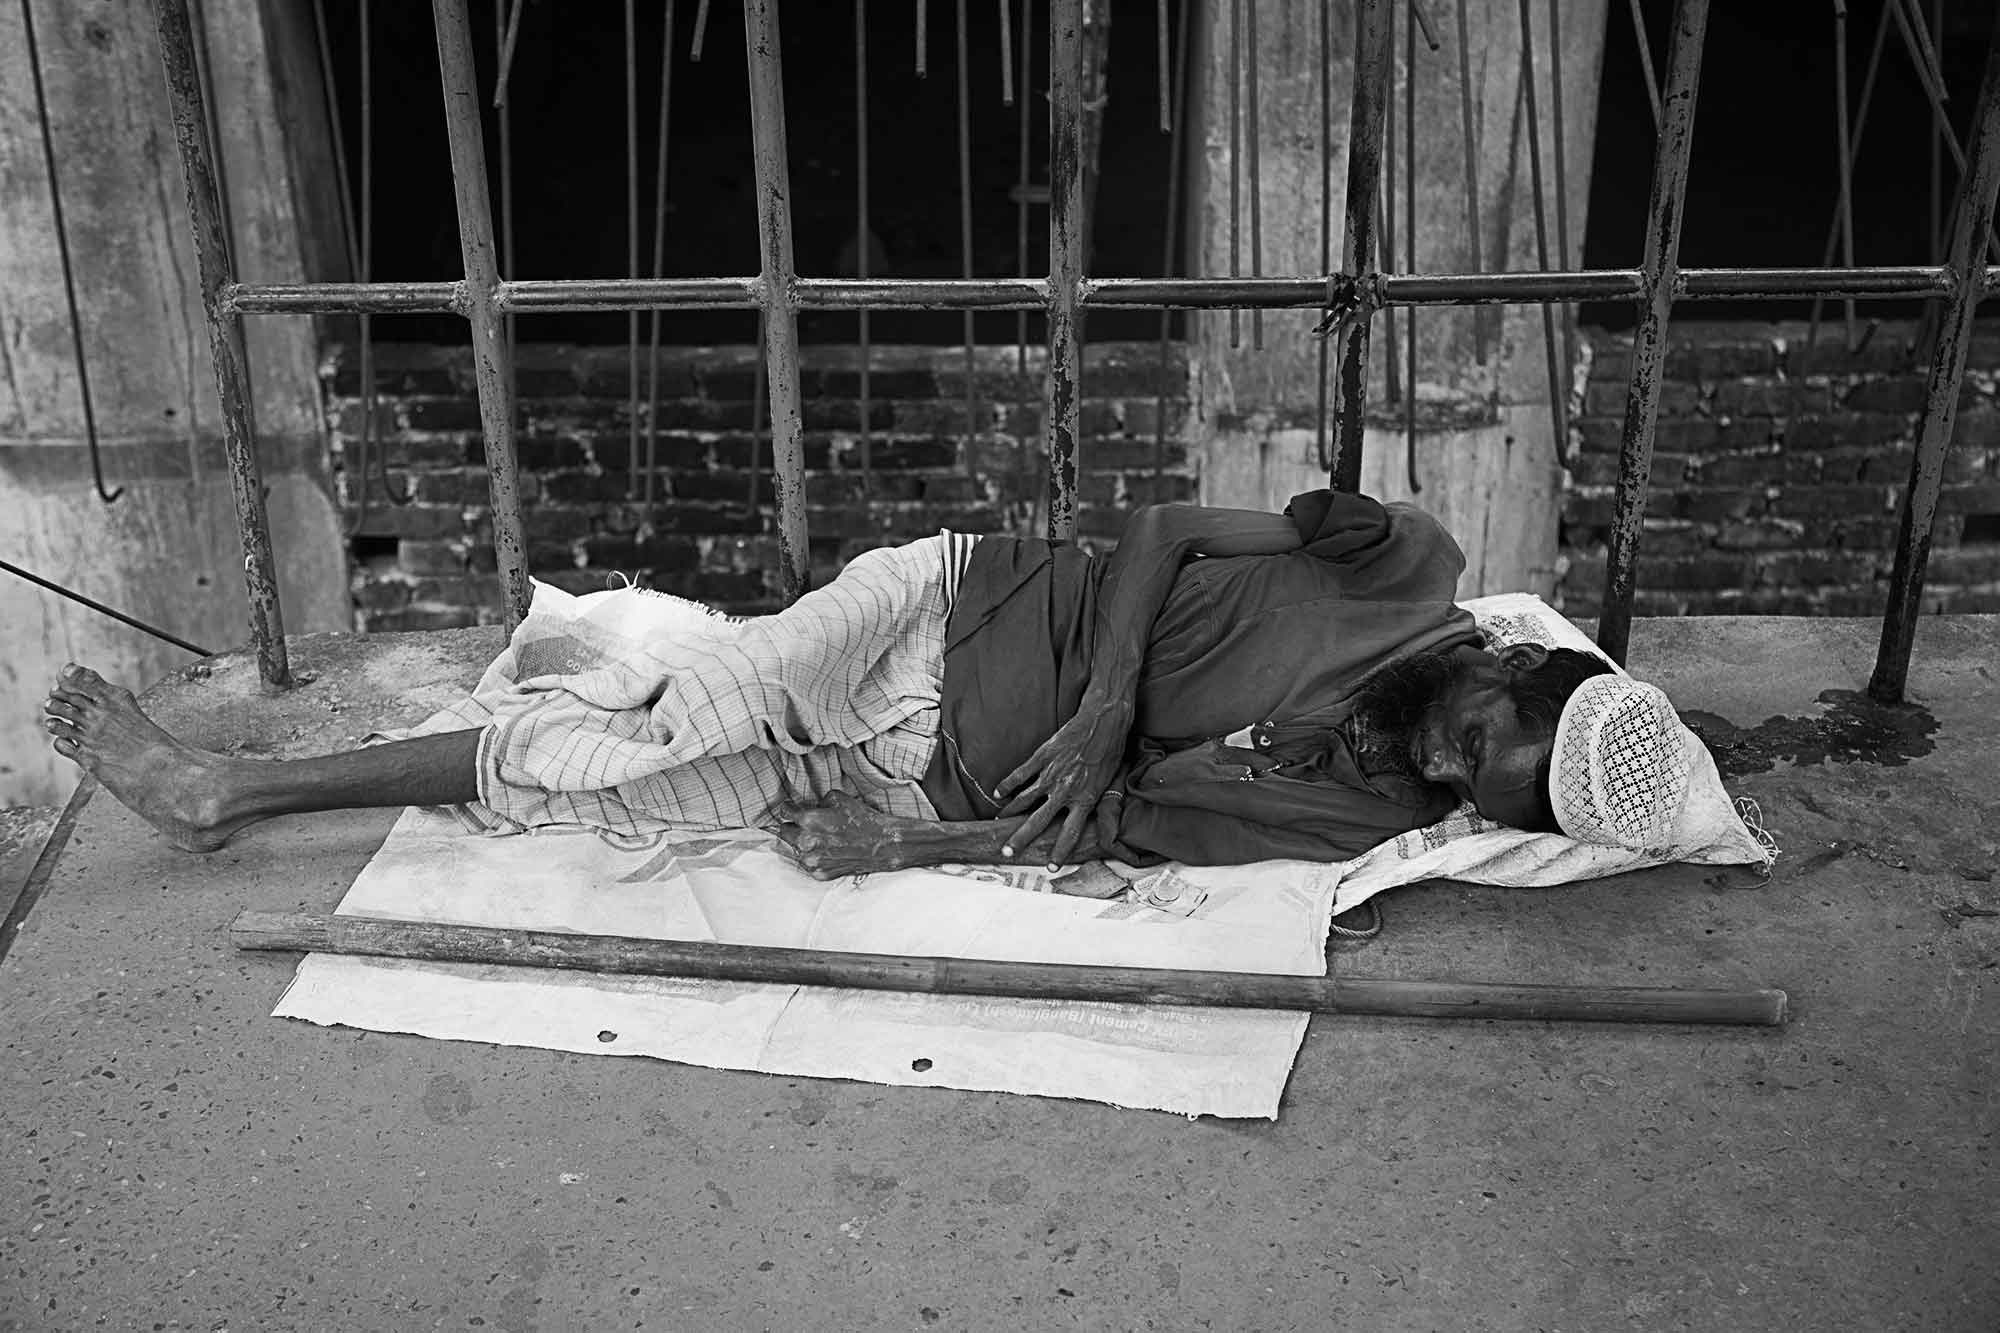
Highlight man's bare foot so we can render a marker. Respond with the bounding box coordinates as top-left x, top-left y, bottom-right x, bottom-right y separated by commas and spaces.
43, 664, 257, 852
